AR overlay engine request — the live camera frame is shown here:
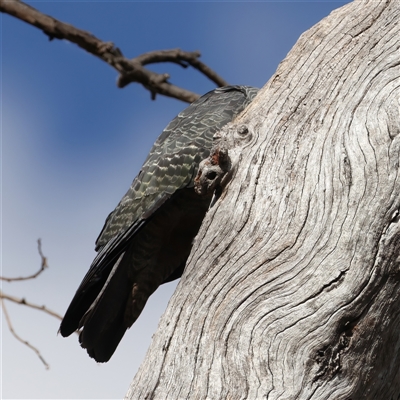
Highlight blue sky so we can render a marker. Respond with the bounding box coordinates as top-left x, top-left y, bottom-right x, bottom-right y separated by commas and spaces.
1, 1, 349, 398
